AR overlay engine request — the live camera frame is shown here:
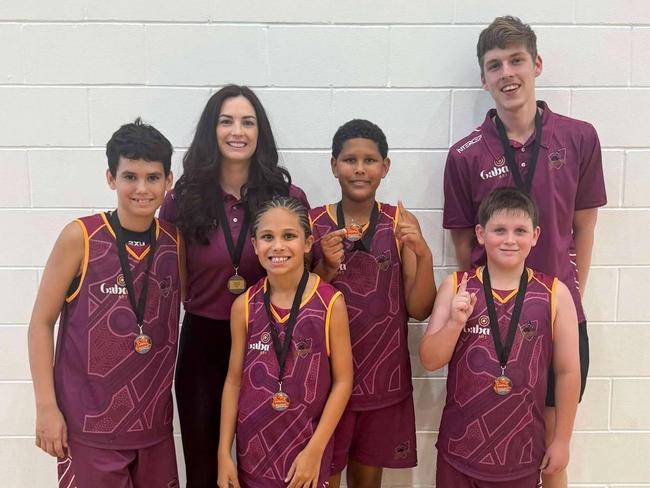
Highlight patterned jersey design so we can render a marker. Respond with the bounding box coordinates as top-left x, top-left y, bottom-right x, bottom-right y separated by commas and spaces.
310, 203, 411, 410
54, 213, 180, 449
236, 276, 340, 487
437, 267, 556, 481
